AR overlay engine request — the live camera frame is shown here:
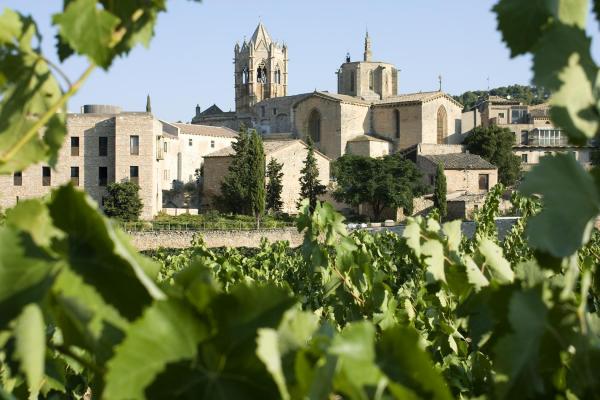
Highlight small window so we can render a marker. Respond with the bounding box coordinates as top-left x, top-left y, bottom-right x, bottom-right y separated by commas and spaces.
210, 140, 215, 148
130, 135, 139, 155
188, 138, 193, 147
70, 166, 79, 186
130, 166, 139, 185
520, 130, 528, 145
71, 137, 79, 156
498, 112, 505, 119
98, 167, 108, 187
163, 141, 168, 153
42, 166, 51, 186
521, 154, 528, 164
99, 136, 108, 156
273, 108, 277, 116
478, 174, 490, 191
13, 171, 22, 186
